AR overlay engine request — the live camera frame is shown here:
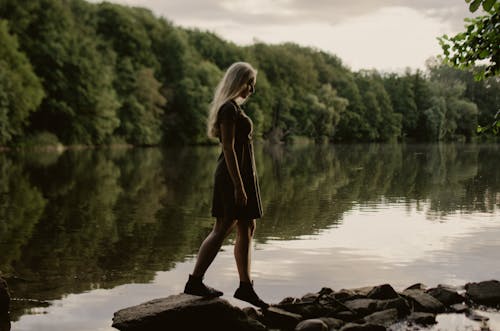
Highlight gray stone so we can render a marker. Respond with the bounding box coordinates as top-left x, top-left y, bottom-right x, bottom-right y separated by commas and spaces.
333, 310, 356, 322
274, 301, 327, 319
466, 310, 490, 322
349, 286, 374, 297
0, 278, 9, 314
363, 308, 399, 327
426, 285, 465, 306
367, 284, 399, 300
339, 322, 386, 331
343, 299, 379, 316
402, 289, 445, 313
301, 293, 320, 302
294, 319, 328, 331
318, 317, 344, 329
0, 313, 11, 331
332, 289, 365, 302
243, 307, 263, 321
280, 297, 301, 305
450, 303, 469, 313
407, 312, 436, 325
465, 280, 500, 306
376, 297, 411, 317
405, 283, 427, 291
263, 306, 302, 330
111, 293, 265, 331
